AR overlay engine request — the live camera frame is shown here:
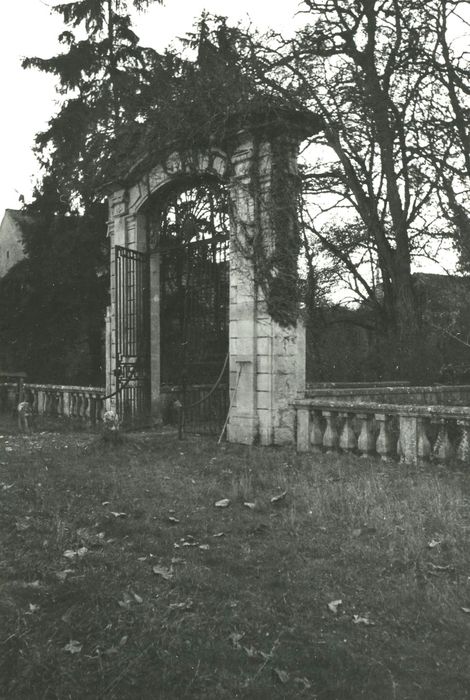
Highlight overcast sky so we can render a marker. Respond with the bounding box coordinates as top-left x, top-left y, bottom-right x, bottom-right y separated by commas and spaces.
0, 0, 301, 216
